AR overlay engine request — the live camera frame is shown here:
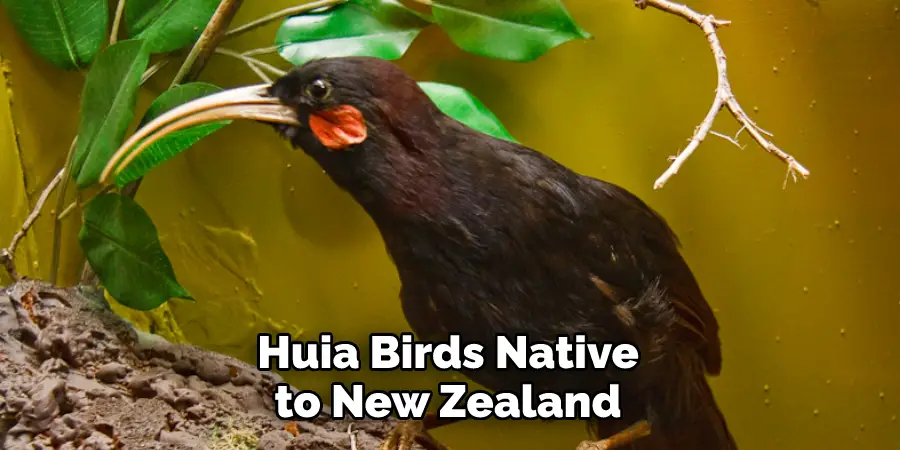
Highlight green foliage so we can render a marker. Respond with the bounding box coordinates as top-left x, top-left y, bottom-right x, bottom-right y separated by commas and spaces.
124, 0, 221, 54
430, 0, 590, 61
115, 82, 231, 187
0, 0, 108, 70
273, 0, 589, 65
1, 0, 588, 311
79, 193, 192, 311
274, 1, 429, 66
419, 82, 516, 143
71, 39, 149, 188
